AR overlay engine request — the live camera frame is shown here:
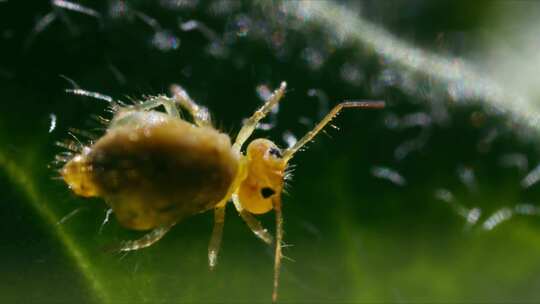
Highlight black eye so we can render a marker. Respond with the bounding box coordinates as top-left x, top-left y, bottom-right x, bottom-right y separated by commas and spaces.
261, 187, 276, 199
269, 147, 282, 158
